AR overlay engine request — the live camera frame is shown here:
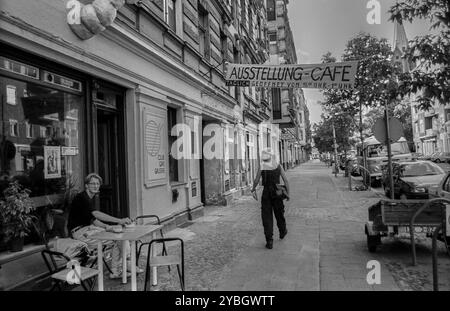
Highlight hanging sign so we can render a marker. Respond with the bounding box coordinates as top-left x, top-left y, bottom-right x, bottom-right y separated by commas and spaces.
224, 61, 358, 89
